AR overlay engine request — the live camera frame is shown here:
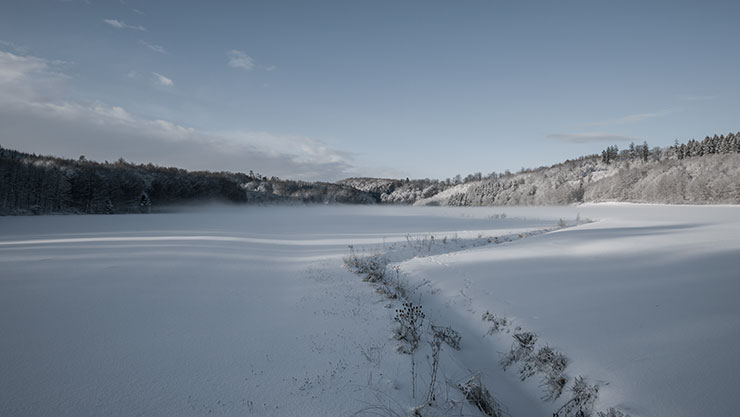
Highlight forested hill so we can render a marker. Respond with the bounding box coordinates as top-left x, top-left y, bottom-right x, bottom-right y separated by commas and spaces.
337, 177, 455, 204
2, 132, 740, 214
414, 133, 740, 206
0, 148, 375, 215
